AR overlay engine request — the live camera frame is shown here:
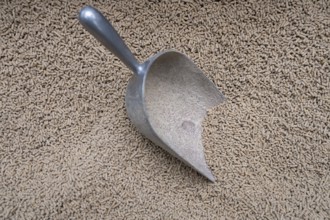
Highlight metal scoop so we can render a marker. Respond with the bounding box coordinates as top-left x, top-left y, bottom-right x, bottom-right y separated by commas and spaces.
79, 6, 225, 182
